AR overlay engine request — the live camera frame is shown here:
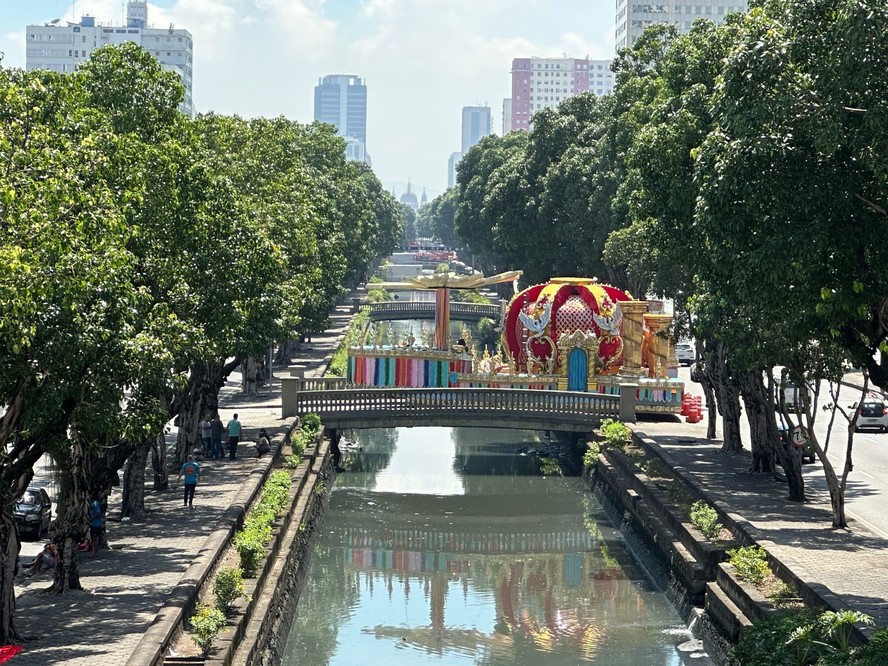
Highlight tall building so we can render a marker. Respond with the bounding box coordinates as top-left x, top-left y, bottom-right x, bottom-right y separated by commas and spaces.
502, 98, 512, 134
615, 1, 747, 50
314, 74, 369, 163
461, 105, 491, 154
509, 57, 614, 132
447, 152, 462, 189
25, 1, 194, 116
